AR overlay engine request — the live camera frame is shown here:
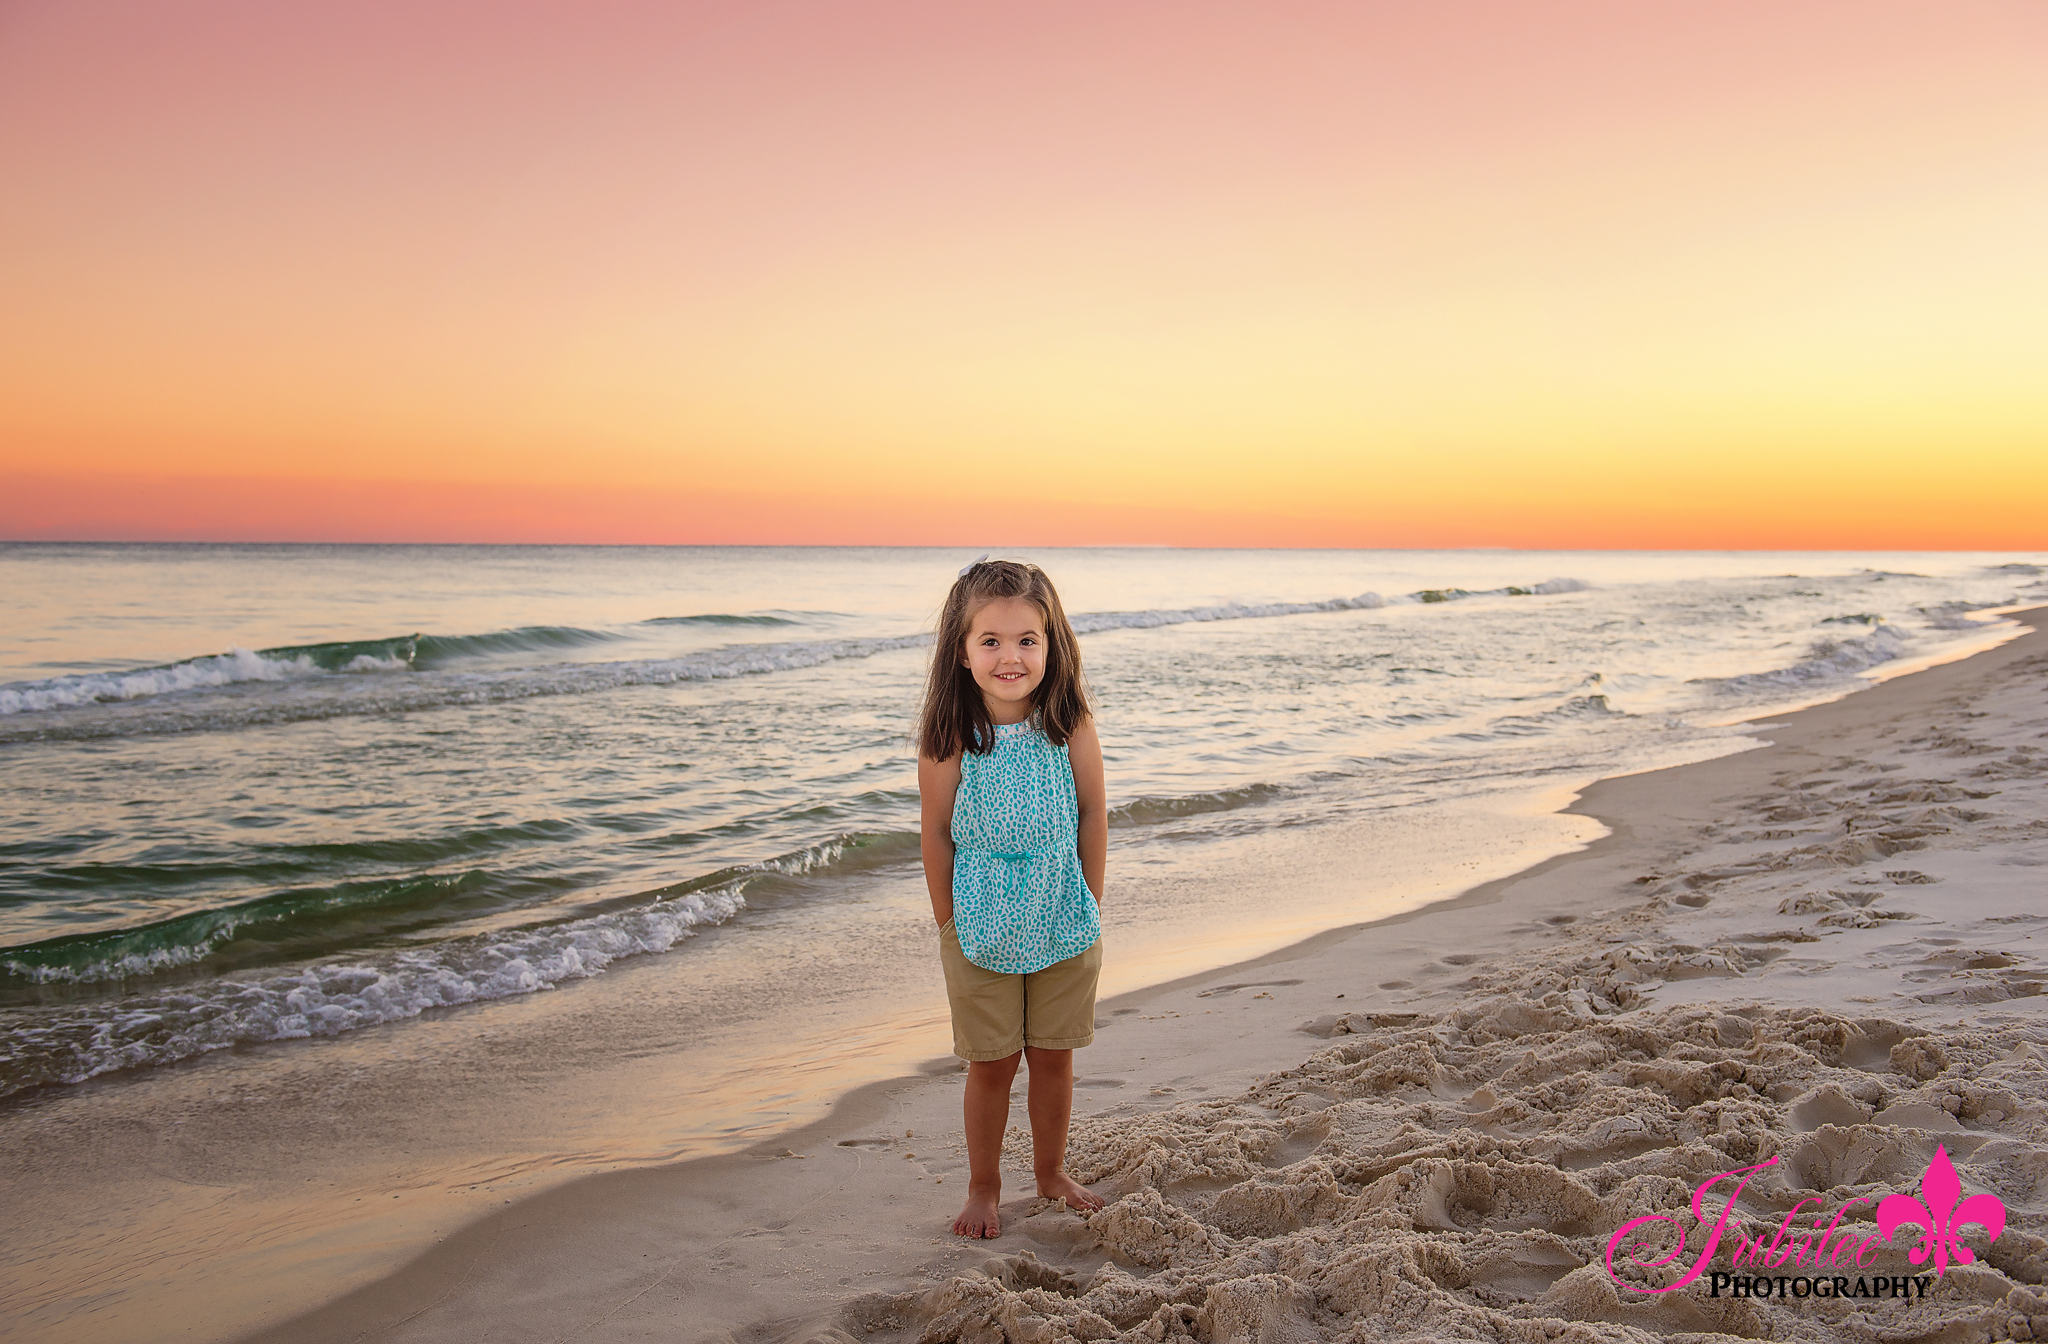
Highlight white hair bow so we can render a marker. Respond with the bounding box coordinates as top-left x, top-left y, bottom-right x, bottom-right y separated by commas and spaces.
958, 554, 990, 577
